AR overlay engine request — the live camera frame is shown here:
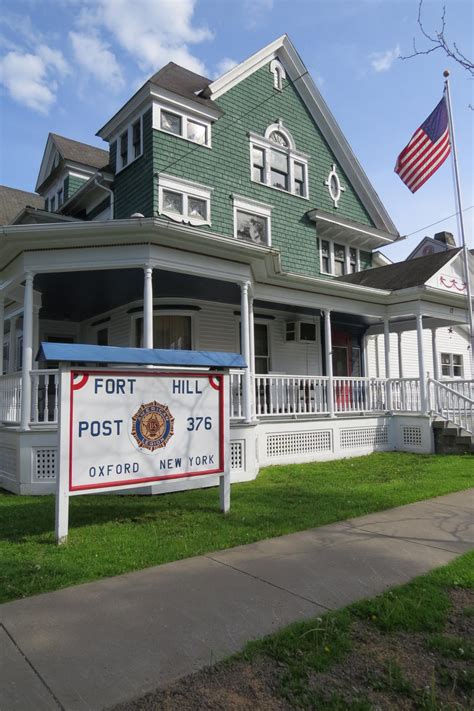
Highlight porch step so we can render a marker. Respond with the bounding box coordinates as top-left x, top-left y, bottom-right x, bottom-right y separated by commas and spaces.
432, 419, 474, 455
